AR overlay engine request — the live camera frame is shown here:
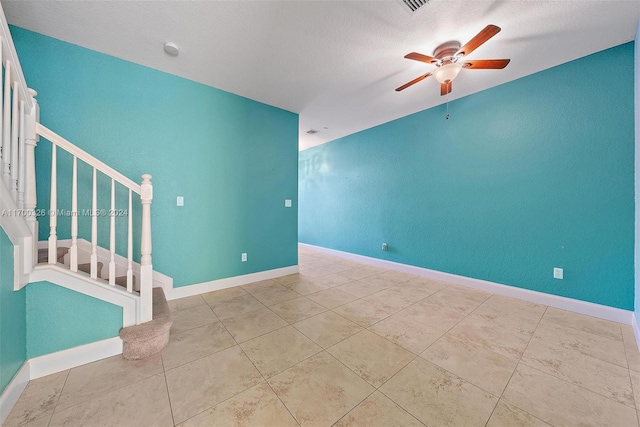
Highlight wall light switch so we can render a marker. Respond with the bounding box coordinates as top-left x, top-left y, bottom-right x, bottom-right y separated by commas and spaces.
241, 253, 247, 262
176, 196, 184, 207
285, 199, 292, 208
553, 267, 563, 280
